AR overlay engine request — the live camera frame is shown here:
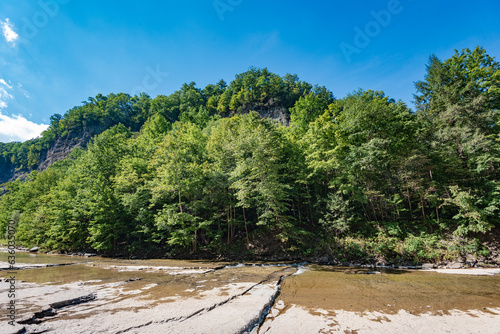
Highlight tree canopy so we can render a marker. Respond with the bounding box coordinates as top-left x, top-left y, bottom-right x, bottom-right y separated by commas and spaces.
1, 48, 499, 263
